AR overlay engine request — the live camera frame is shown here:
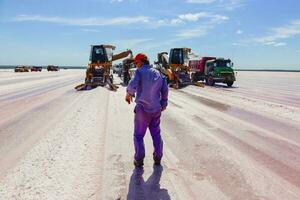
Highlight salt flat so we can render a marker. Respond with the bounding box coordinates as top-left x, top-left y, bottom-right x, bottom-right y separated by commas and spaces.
0, 70, 299, 199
